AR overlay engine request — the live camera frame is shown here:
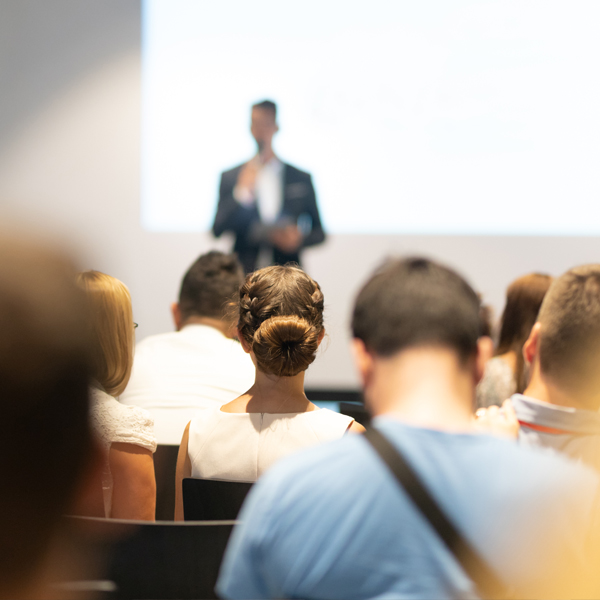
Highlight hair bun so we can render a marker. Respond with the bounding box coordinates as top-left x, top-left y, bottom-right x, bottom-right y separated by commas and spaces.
252, 316, 319, 377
